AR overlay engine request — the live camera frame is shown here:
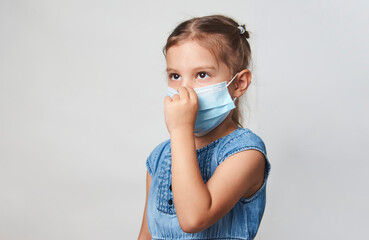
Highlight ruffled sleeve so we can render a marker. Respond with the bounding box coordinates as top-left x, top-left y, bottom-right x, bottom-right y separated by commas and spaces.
217, 129, 271, 181
145, 139, 170, 177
